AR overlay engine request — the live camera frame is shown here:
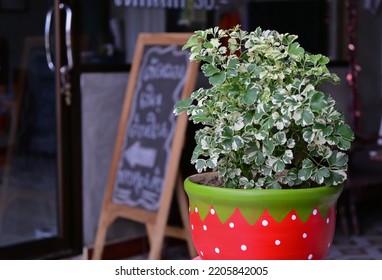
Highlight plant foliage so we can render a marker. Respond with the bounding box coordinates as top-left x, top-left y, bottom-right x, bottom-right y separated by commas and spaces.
174, 25, 354, 189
